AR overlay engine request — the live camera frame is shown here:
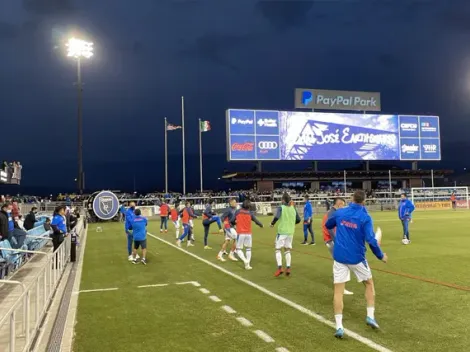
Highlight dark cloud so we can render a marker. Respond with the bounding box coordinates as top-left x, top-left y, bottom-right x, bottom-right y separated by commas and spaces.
22, 0, 75, 15
179, 33, 249, 72
254, 0, 314, 31
0, 22, 18, 40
